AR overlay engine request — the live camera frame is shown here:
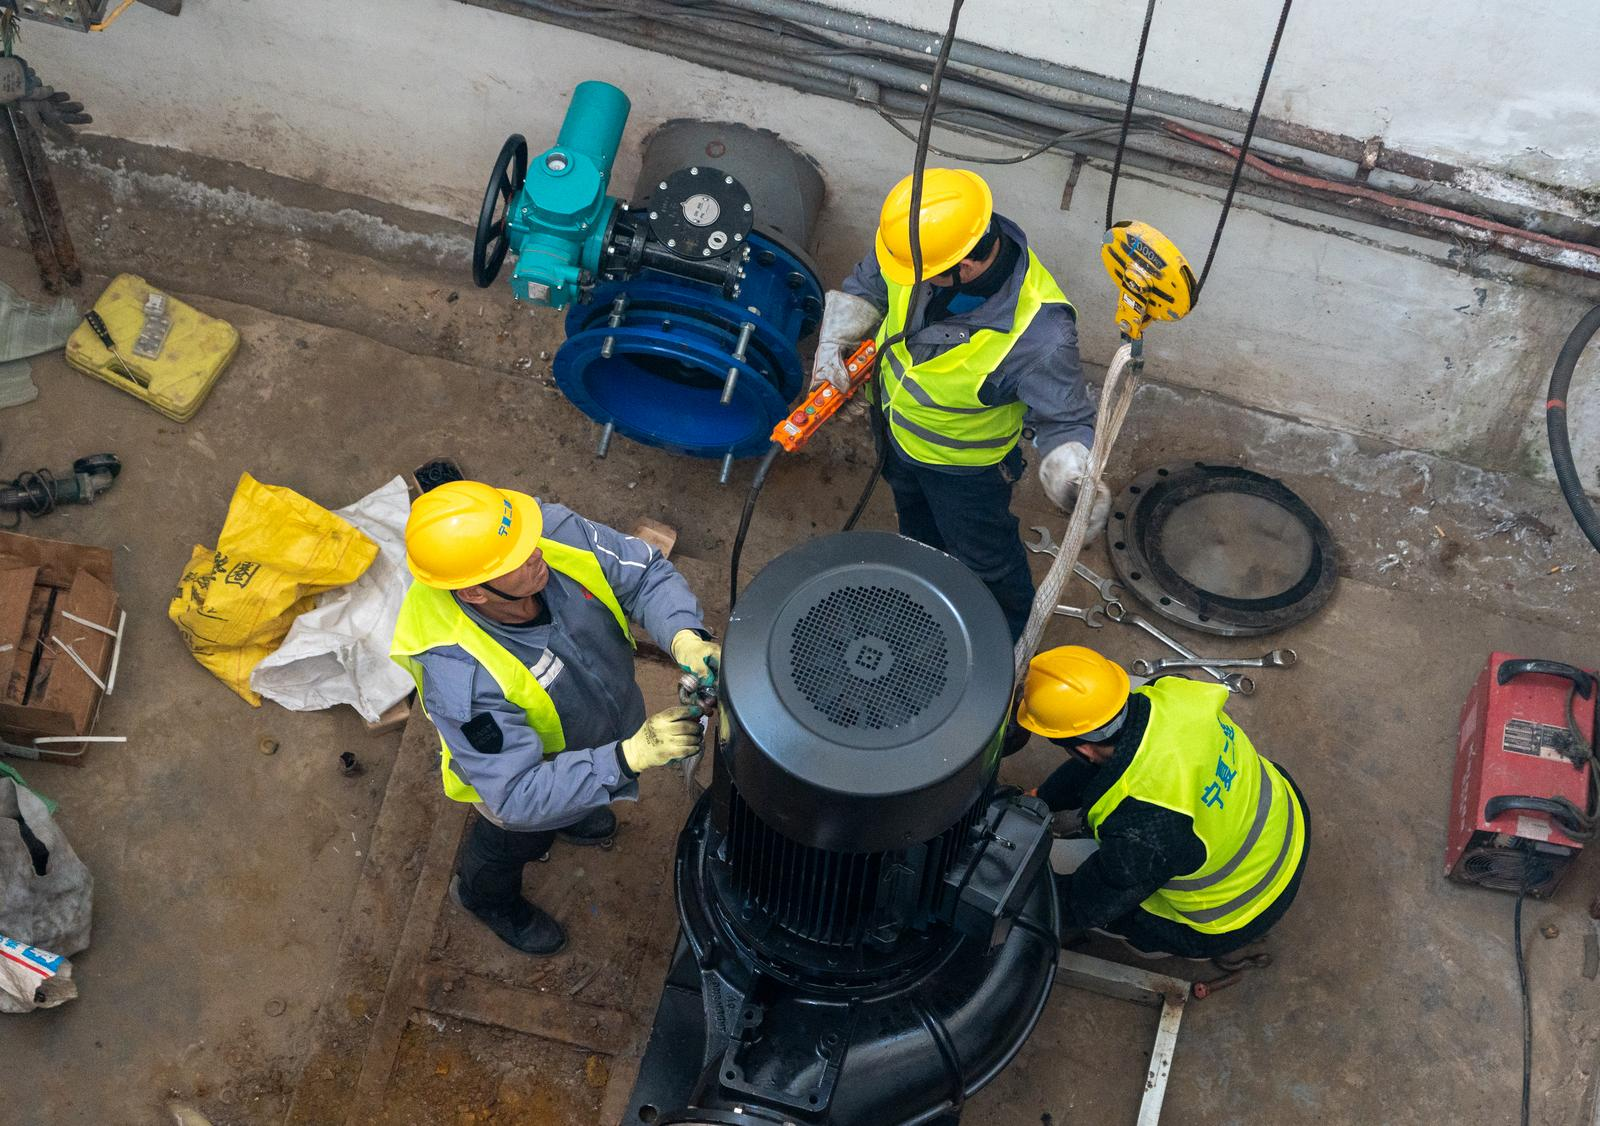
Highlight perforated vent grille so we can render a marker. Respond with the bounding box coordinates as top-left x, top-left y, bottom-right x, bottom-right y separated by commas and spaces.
788, 585, 950, 731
